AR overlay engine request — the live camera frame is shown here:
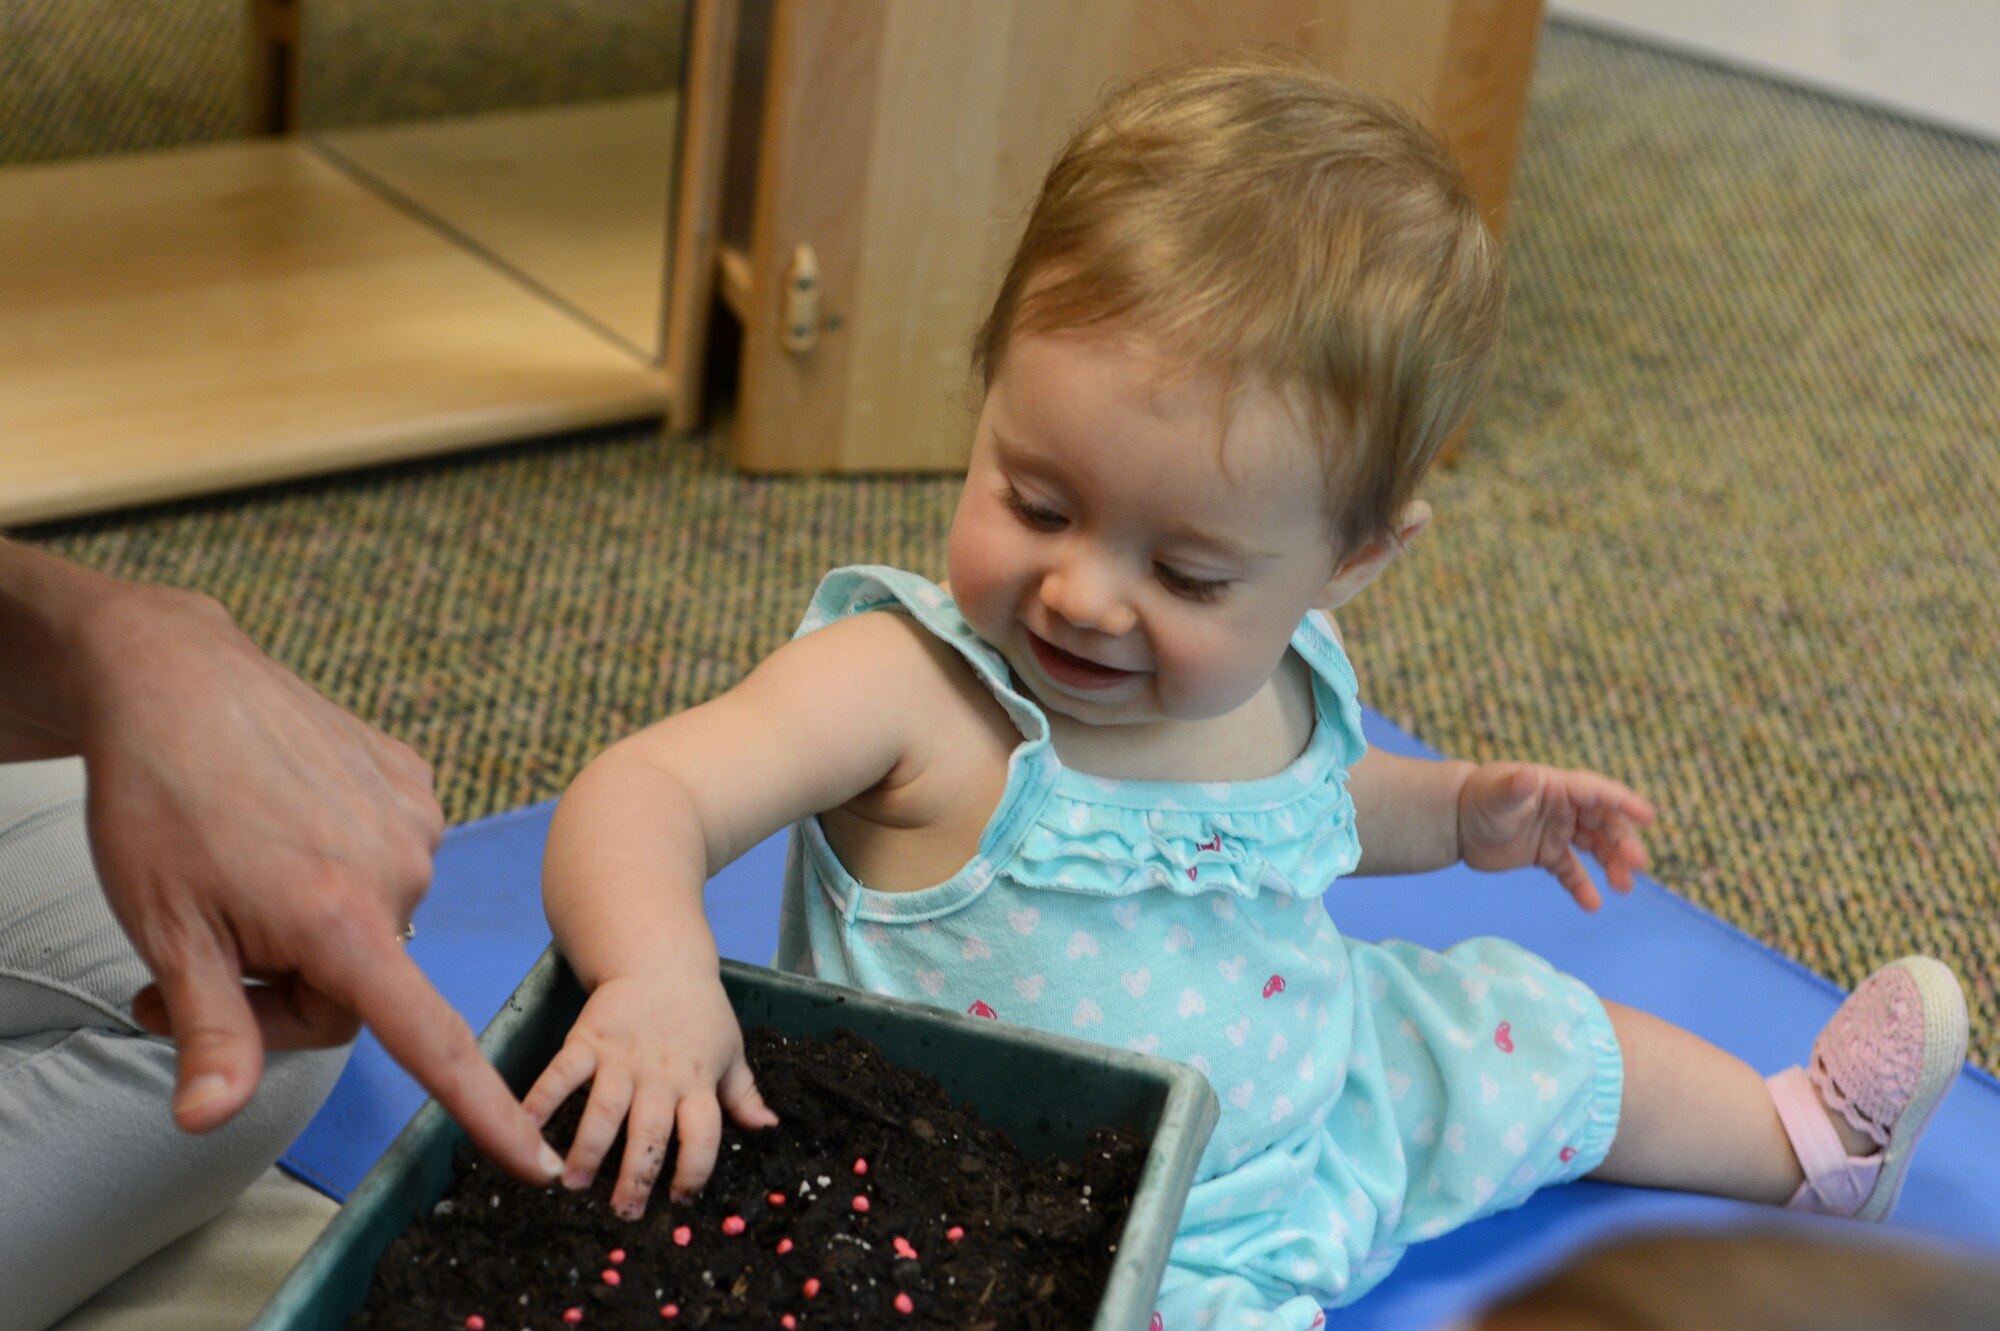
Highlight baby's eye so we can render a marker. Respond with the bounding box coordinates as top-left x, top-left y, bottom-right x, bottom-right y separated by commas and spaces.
1002, 486, 1067, 531
1156, 564, 1232, 602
